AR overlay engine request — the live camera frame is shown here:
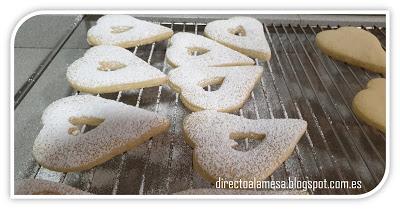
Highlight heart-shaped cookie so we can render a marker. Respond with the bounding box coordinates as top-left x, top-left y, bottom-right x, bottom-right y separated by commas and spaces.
316, 27, 385, 73
87, 15, 173, 48
204, 16, 271, 61
32, 95, 170, 172
15, 179, 91, 195
66, 45, 167, 94
352, 78, 385, 133
183, 110, 307, 182
165, 32, 255, 67
168, 65, 263, 112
